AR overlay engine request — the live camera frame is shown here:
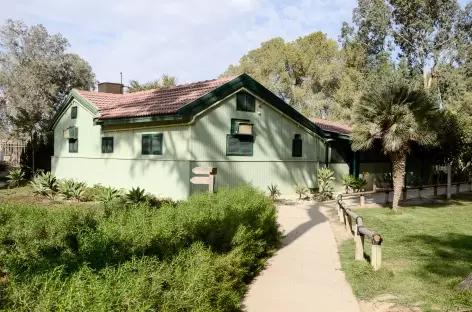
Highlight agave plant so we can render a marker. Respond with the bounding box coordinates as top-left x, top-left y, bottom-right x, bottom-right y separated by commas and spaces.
97, 186, 122, 205
58, 180, 86, 201
30, 171, 58, 199
125, 187, 147, 204
267, 183, 281, 201
6, 168, 25, 188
